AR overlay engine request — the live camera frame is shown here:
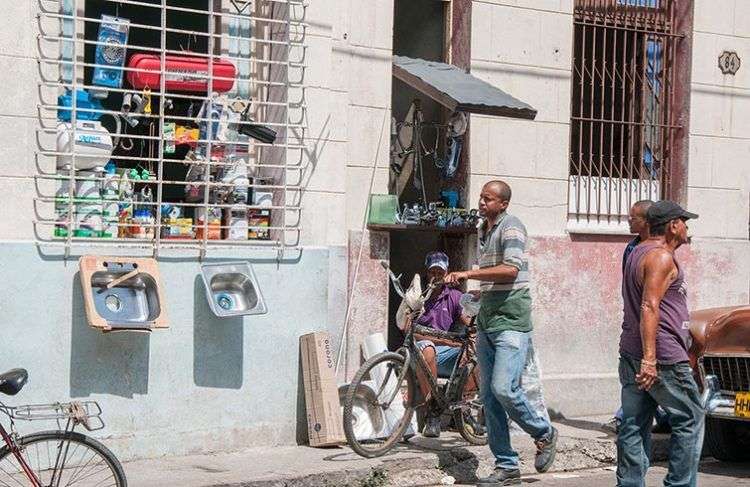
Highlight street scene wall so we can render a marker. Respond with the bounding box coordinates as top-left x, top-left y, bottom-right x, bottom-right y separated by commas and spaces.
0, 0, 748, 460
0, 243, 345, 461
